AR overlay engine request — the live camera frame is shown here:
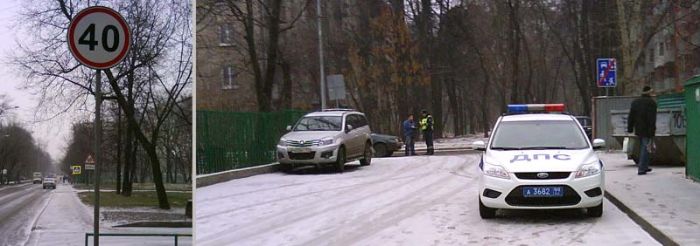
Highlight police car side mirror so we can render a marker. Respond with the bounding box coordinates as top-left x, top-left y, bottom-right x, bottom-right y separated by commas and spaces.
286, 125, 292, 131
473, 141, 486, 151
345, 125, 353, 133
592, 139, 606, 150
